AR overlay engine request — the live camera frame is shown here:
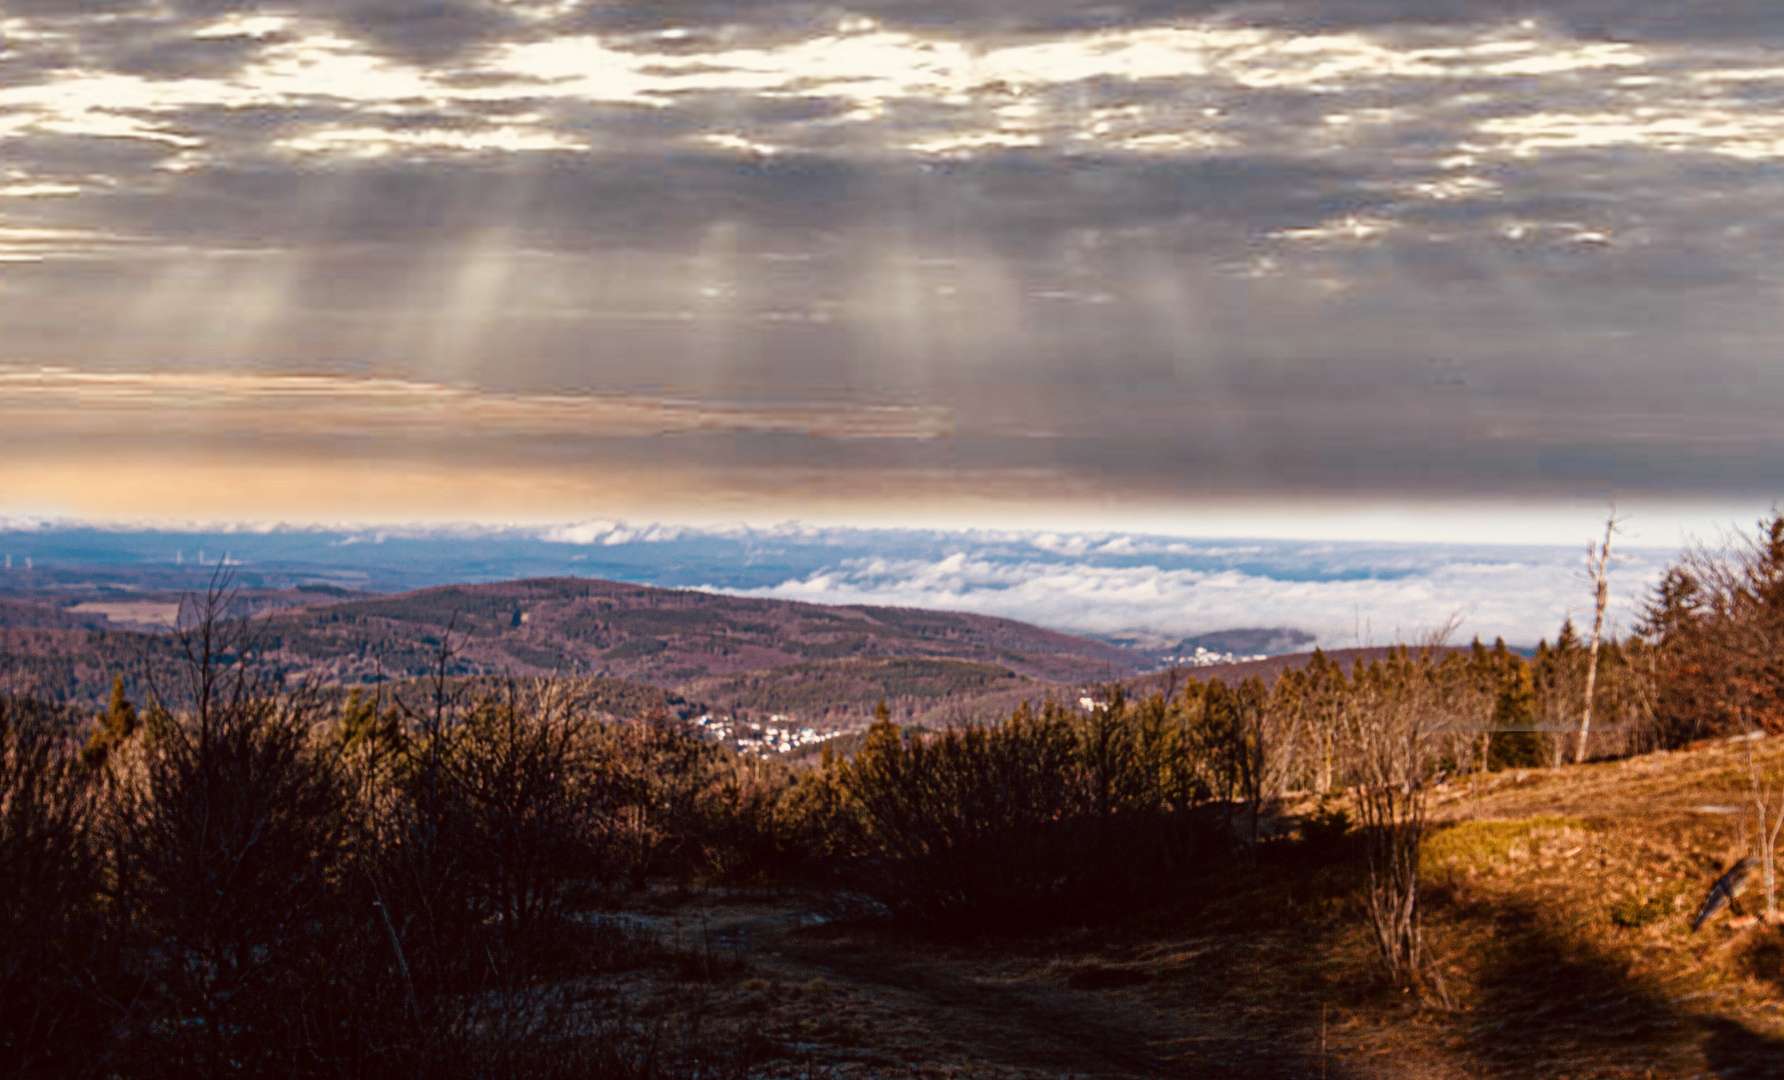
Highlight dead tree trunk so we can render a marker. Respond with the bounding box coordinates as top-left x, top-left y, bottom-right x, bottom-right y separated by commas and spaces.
1746, 738, 1784, 922
1577, 512, 1618, 765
